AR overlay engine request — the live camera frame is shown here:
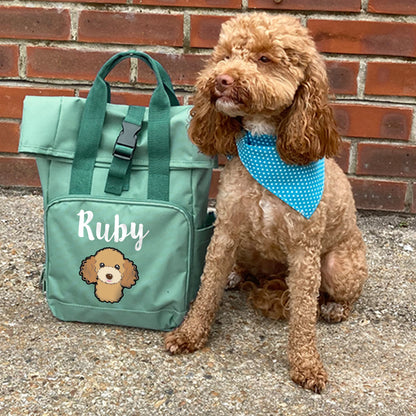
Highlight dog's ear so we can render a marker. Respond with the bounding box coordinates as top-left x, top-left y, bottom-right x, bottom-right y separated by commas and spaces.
277, 54, 340, 165
120, 259, 139, 288
188, 76, 241, 156
79, 255, 97, 284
